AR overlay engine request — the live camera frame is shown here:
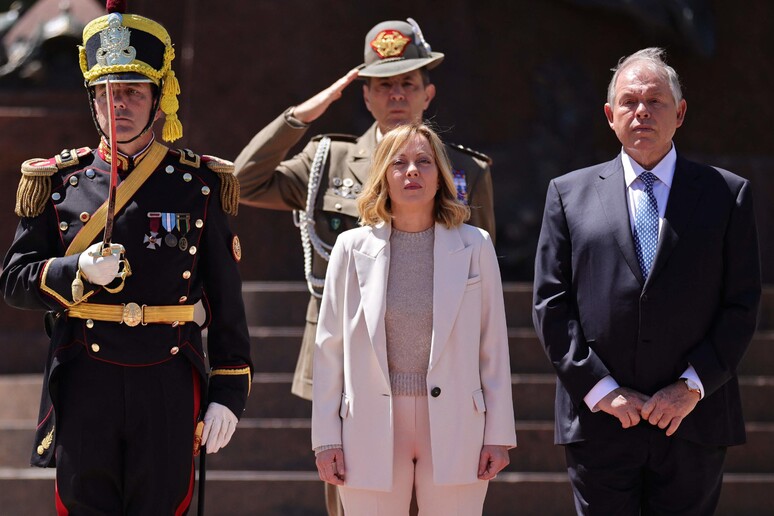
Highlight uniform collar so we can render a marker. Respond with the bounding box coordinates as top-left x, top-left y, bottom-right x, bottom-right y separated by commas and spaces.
97, 135, 156, 172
